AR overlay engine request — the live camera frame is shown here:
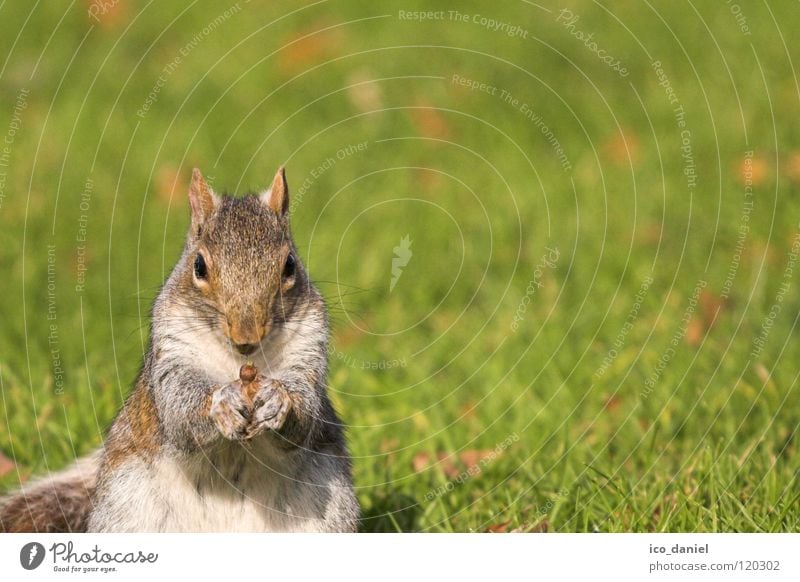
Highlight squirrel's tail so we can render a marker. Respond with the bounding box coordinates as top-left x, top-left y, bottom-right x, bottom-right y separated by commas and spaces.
0, 450, 101, 532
